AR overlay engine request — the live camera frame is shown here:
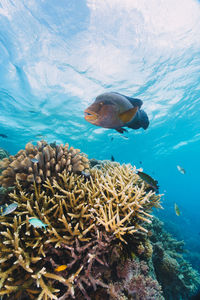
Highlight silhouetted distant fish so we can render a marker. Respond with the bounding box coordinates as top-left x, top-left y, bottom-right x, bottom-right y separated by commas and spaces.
177, 165, 185, 174
111, 155, 115, 162
111, 137, 114, 141
139, 161, 142, 164
0, 134, 8, 138
137, 171, 159, 192
174, 203, 181, 216
84, 92, 149, 134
